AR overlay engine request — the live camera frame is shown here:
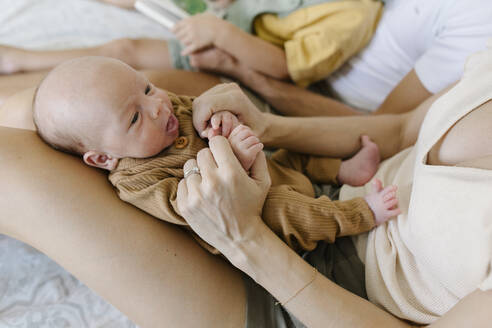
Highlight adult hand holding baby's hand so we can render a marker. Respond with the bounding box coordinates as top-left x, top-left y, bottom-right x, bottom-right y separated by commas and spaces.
173, 13, 228, 56
176, 136, 271, 259
204, 111, 240, 139
193, 83, 267, 140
